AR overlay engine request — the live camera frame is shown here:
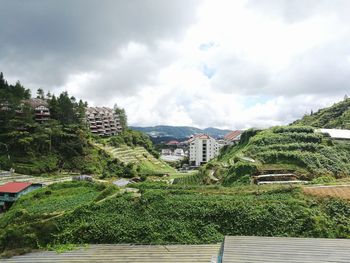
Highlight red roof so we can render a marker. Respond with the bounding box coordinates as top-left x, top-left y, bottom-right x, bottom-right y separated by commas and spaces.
166, 140, 179, 145
0, 182, 32, 193
224, 130, 242, 141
